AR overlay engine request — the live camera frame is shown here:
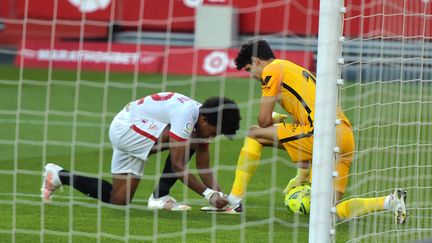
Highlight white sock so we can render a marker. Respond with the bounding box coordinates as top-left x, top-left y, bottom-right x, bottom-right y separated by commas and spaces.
227, 194, 242, 205
383, 195, 392, 209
